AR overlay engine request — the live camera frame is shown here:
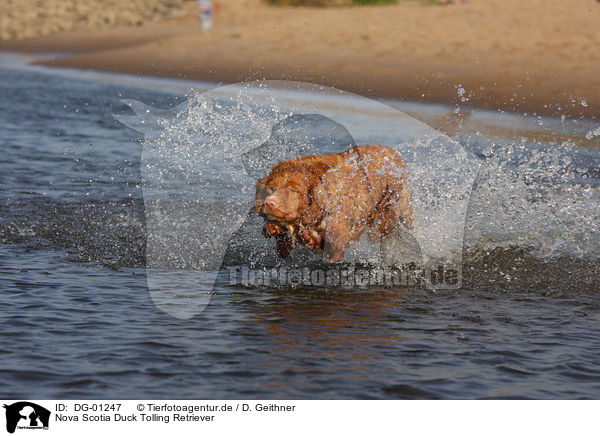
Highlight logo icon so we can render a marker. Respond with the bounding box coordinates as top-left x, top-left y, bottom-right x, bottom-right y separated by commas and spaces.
3, 402, 50, 434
